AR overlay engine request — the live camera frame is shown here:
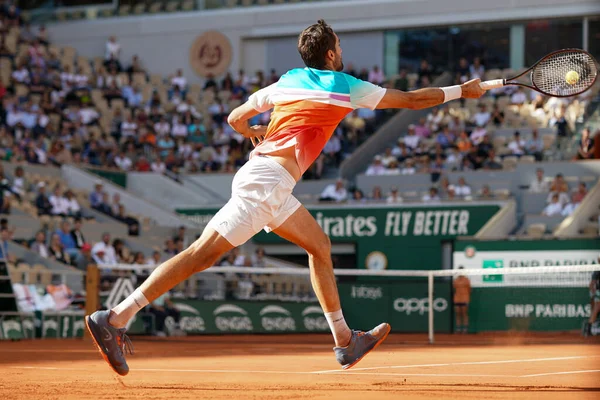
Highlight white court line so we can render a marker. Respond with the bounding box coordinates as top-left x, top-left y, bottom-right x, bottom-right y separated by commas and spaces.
312, 356, 596, 373
8, 366, 516, 379
521, 369, 600, 378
